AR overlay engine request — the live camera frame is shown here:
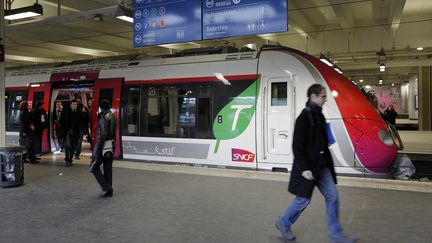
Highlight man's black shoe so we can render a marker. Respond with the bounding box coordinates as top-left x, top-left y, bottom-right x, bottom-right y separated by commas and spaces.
100, 189, 113, 198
